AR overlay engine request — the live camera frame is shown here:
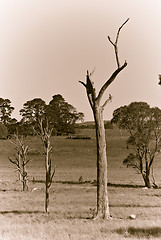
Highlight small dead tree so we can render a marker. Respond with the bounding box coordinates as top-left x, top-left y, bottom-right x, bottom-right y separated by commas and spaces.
80, 19, 129, 219
37, 119, 55, 213
9, 133, 30, 191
